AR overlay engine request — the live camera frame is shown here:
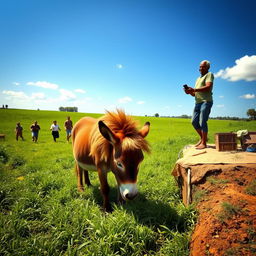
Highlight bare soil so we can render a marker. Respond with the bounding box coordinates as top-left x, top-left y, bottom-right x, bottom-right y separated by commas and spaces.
189, 165, 256, 256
